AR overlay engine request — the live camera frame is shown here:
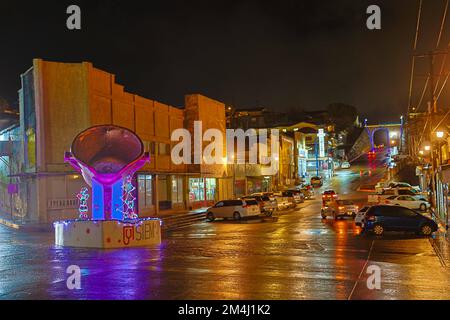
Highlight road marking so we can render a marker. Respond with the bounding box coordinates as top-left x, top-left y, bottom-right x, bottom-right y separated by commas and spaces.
347, 239, 375, 300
